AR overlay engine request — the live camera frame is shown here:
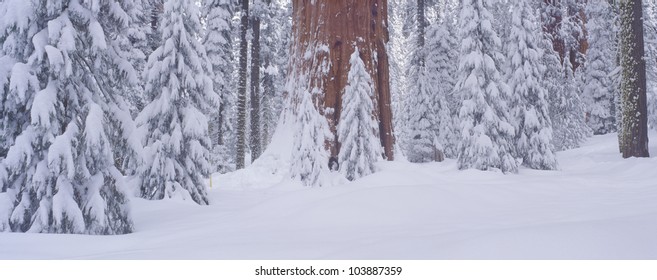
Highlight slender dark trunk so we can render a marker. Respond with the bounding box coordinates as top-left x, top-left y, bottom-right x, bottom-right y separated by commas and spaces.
261, 0, 274, 151
236, 0, 249, 169
250, 7, 262, 162
619, 0, 649, 158
262, 55, 274, 151
417, 0, 425, 66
